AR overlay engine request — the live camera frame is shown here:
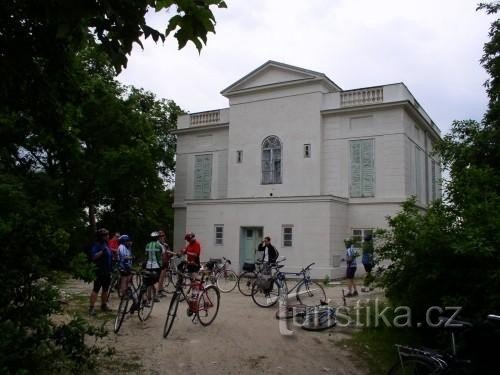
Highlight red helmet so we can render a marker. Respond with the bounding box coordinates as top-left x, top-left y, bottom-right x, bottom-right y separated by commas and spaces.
184, 232, 195, 241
